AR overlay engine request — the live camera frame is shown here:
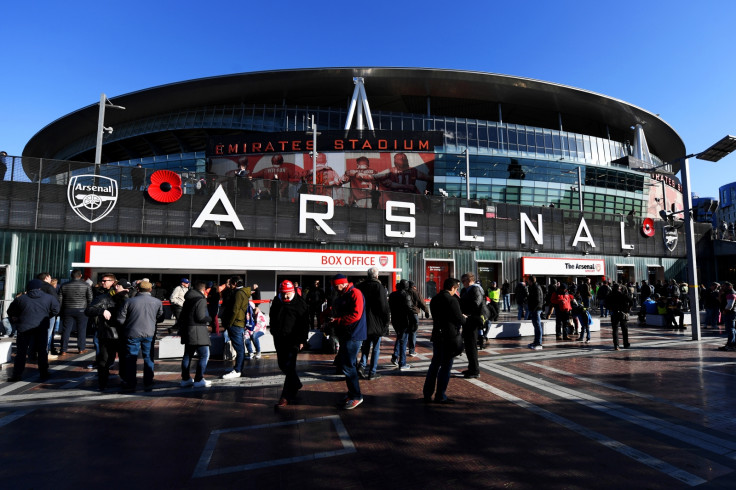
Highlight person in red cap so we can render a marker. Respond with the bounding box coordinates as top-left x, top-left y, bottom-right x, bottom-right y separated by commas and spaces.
329, 274, 367, 410
270, 279, 309, 408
